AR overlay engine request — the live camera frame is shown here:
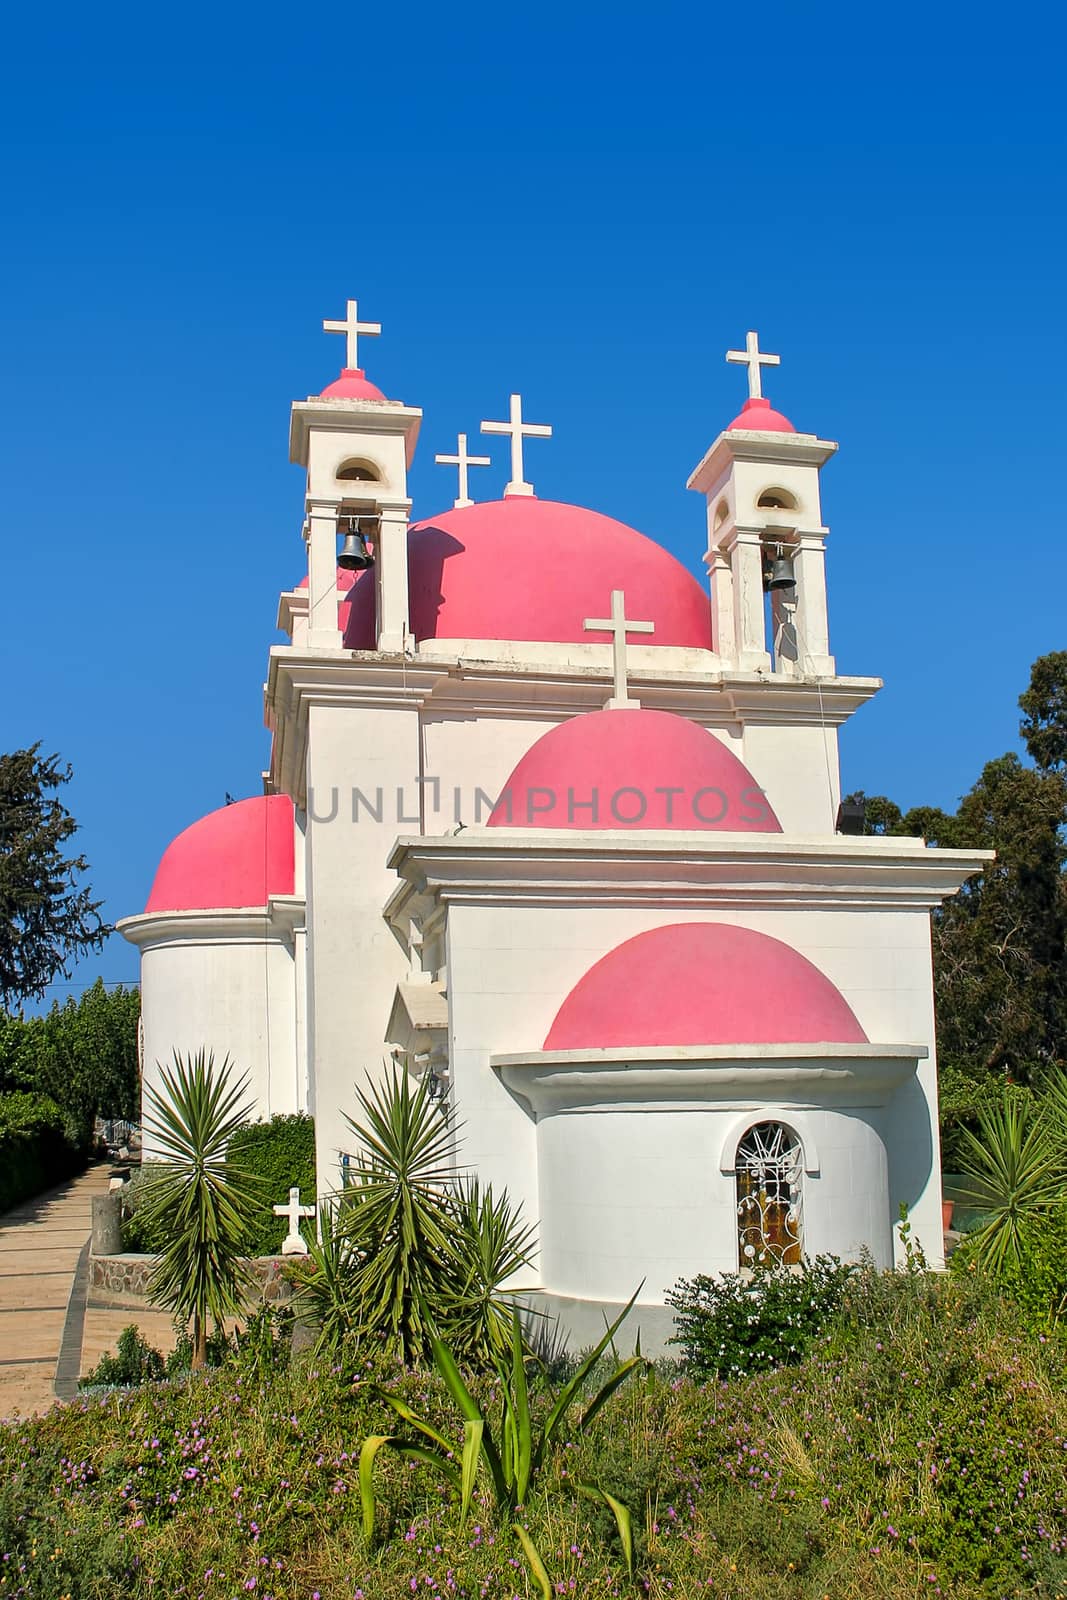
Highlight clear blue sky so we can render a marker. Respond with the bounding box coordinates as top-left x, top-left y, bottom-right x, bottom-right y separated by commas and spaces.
1, 1, 1064, 1003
